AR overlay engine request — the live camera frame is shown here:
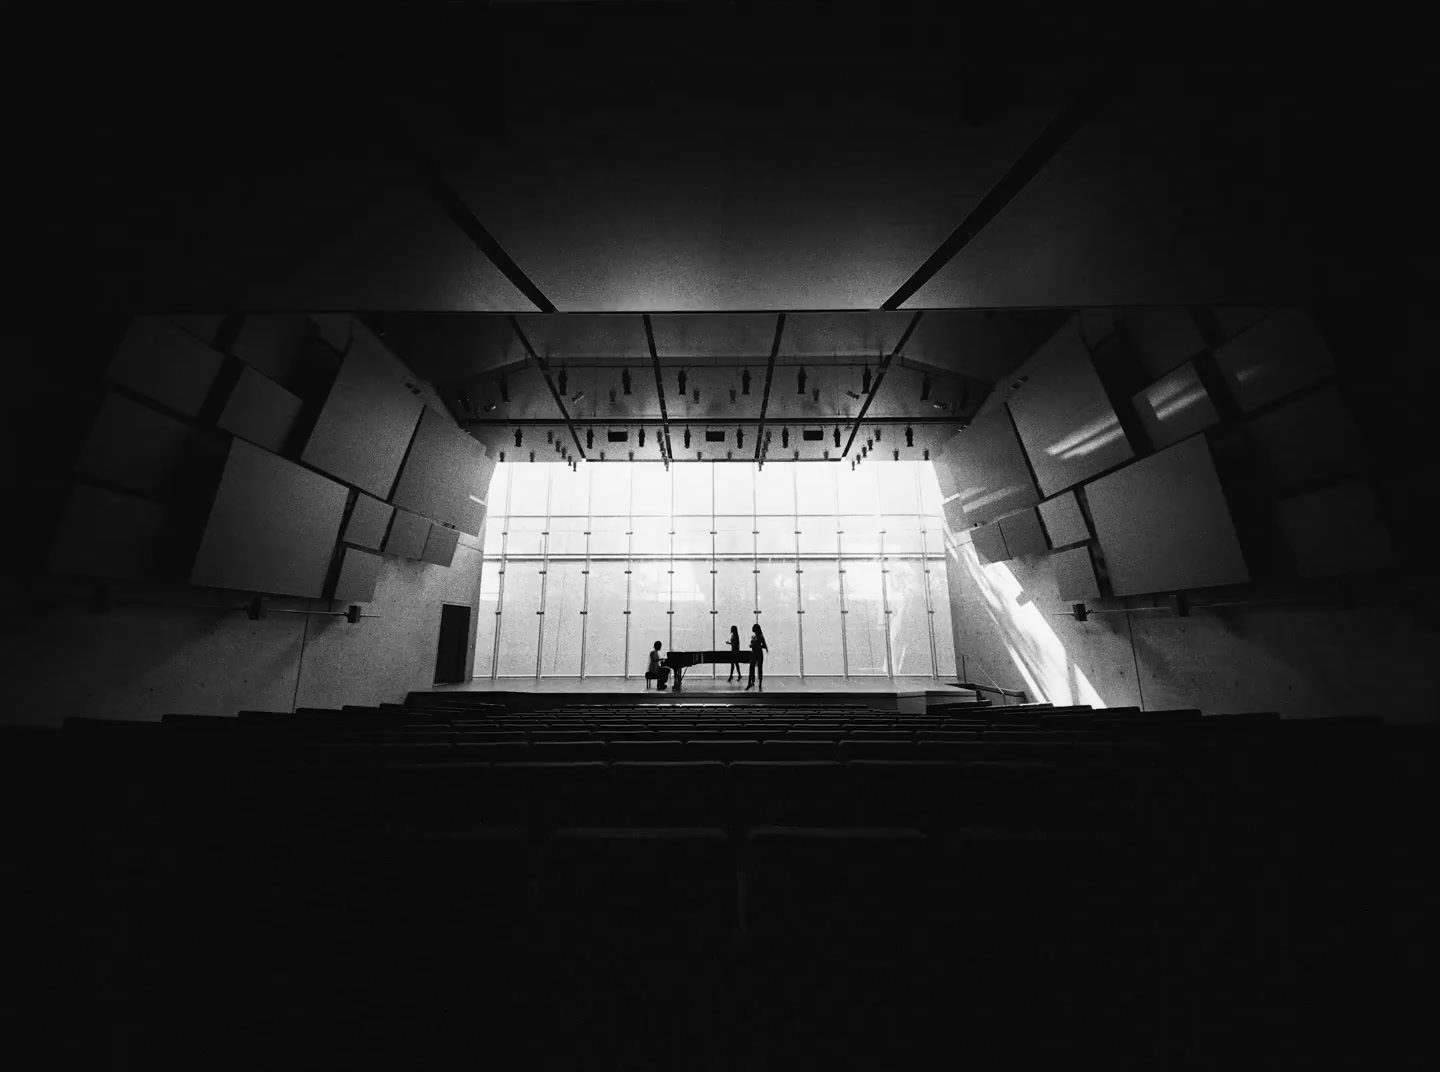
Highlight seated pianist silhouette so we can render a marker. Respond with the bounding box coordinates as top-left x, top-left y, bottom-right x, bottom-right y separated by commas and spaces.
645, 641, 671, 690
